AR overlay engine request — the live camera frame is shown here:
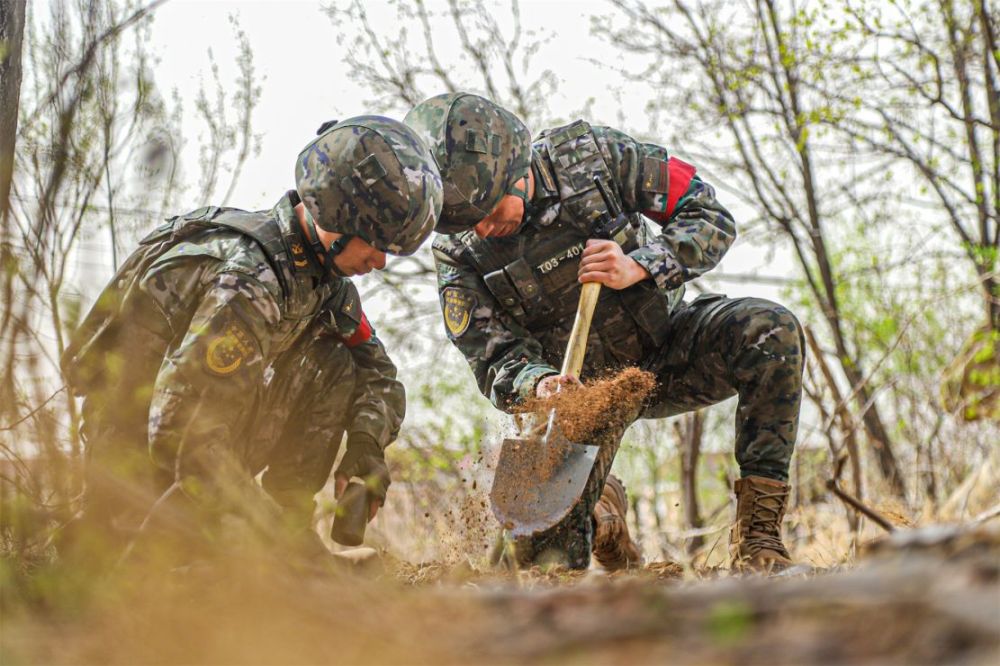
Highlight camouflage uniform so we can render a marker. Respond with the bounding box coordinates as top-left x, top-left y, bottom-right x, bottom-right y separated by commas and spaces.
61, 116, 441, 559
433, 121, 805, 567
62, 193, 405, 545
